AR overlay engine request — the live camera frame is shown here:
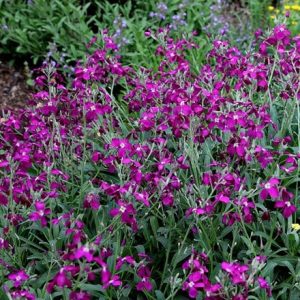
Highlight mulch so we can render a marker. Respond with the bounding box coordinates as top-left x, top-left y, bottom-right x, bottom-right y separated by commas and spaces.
0, 62, 33, 110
